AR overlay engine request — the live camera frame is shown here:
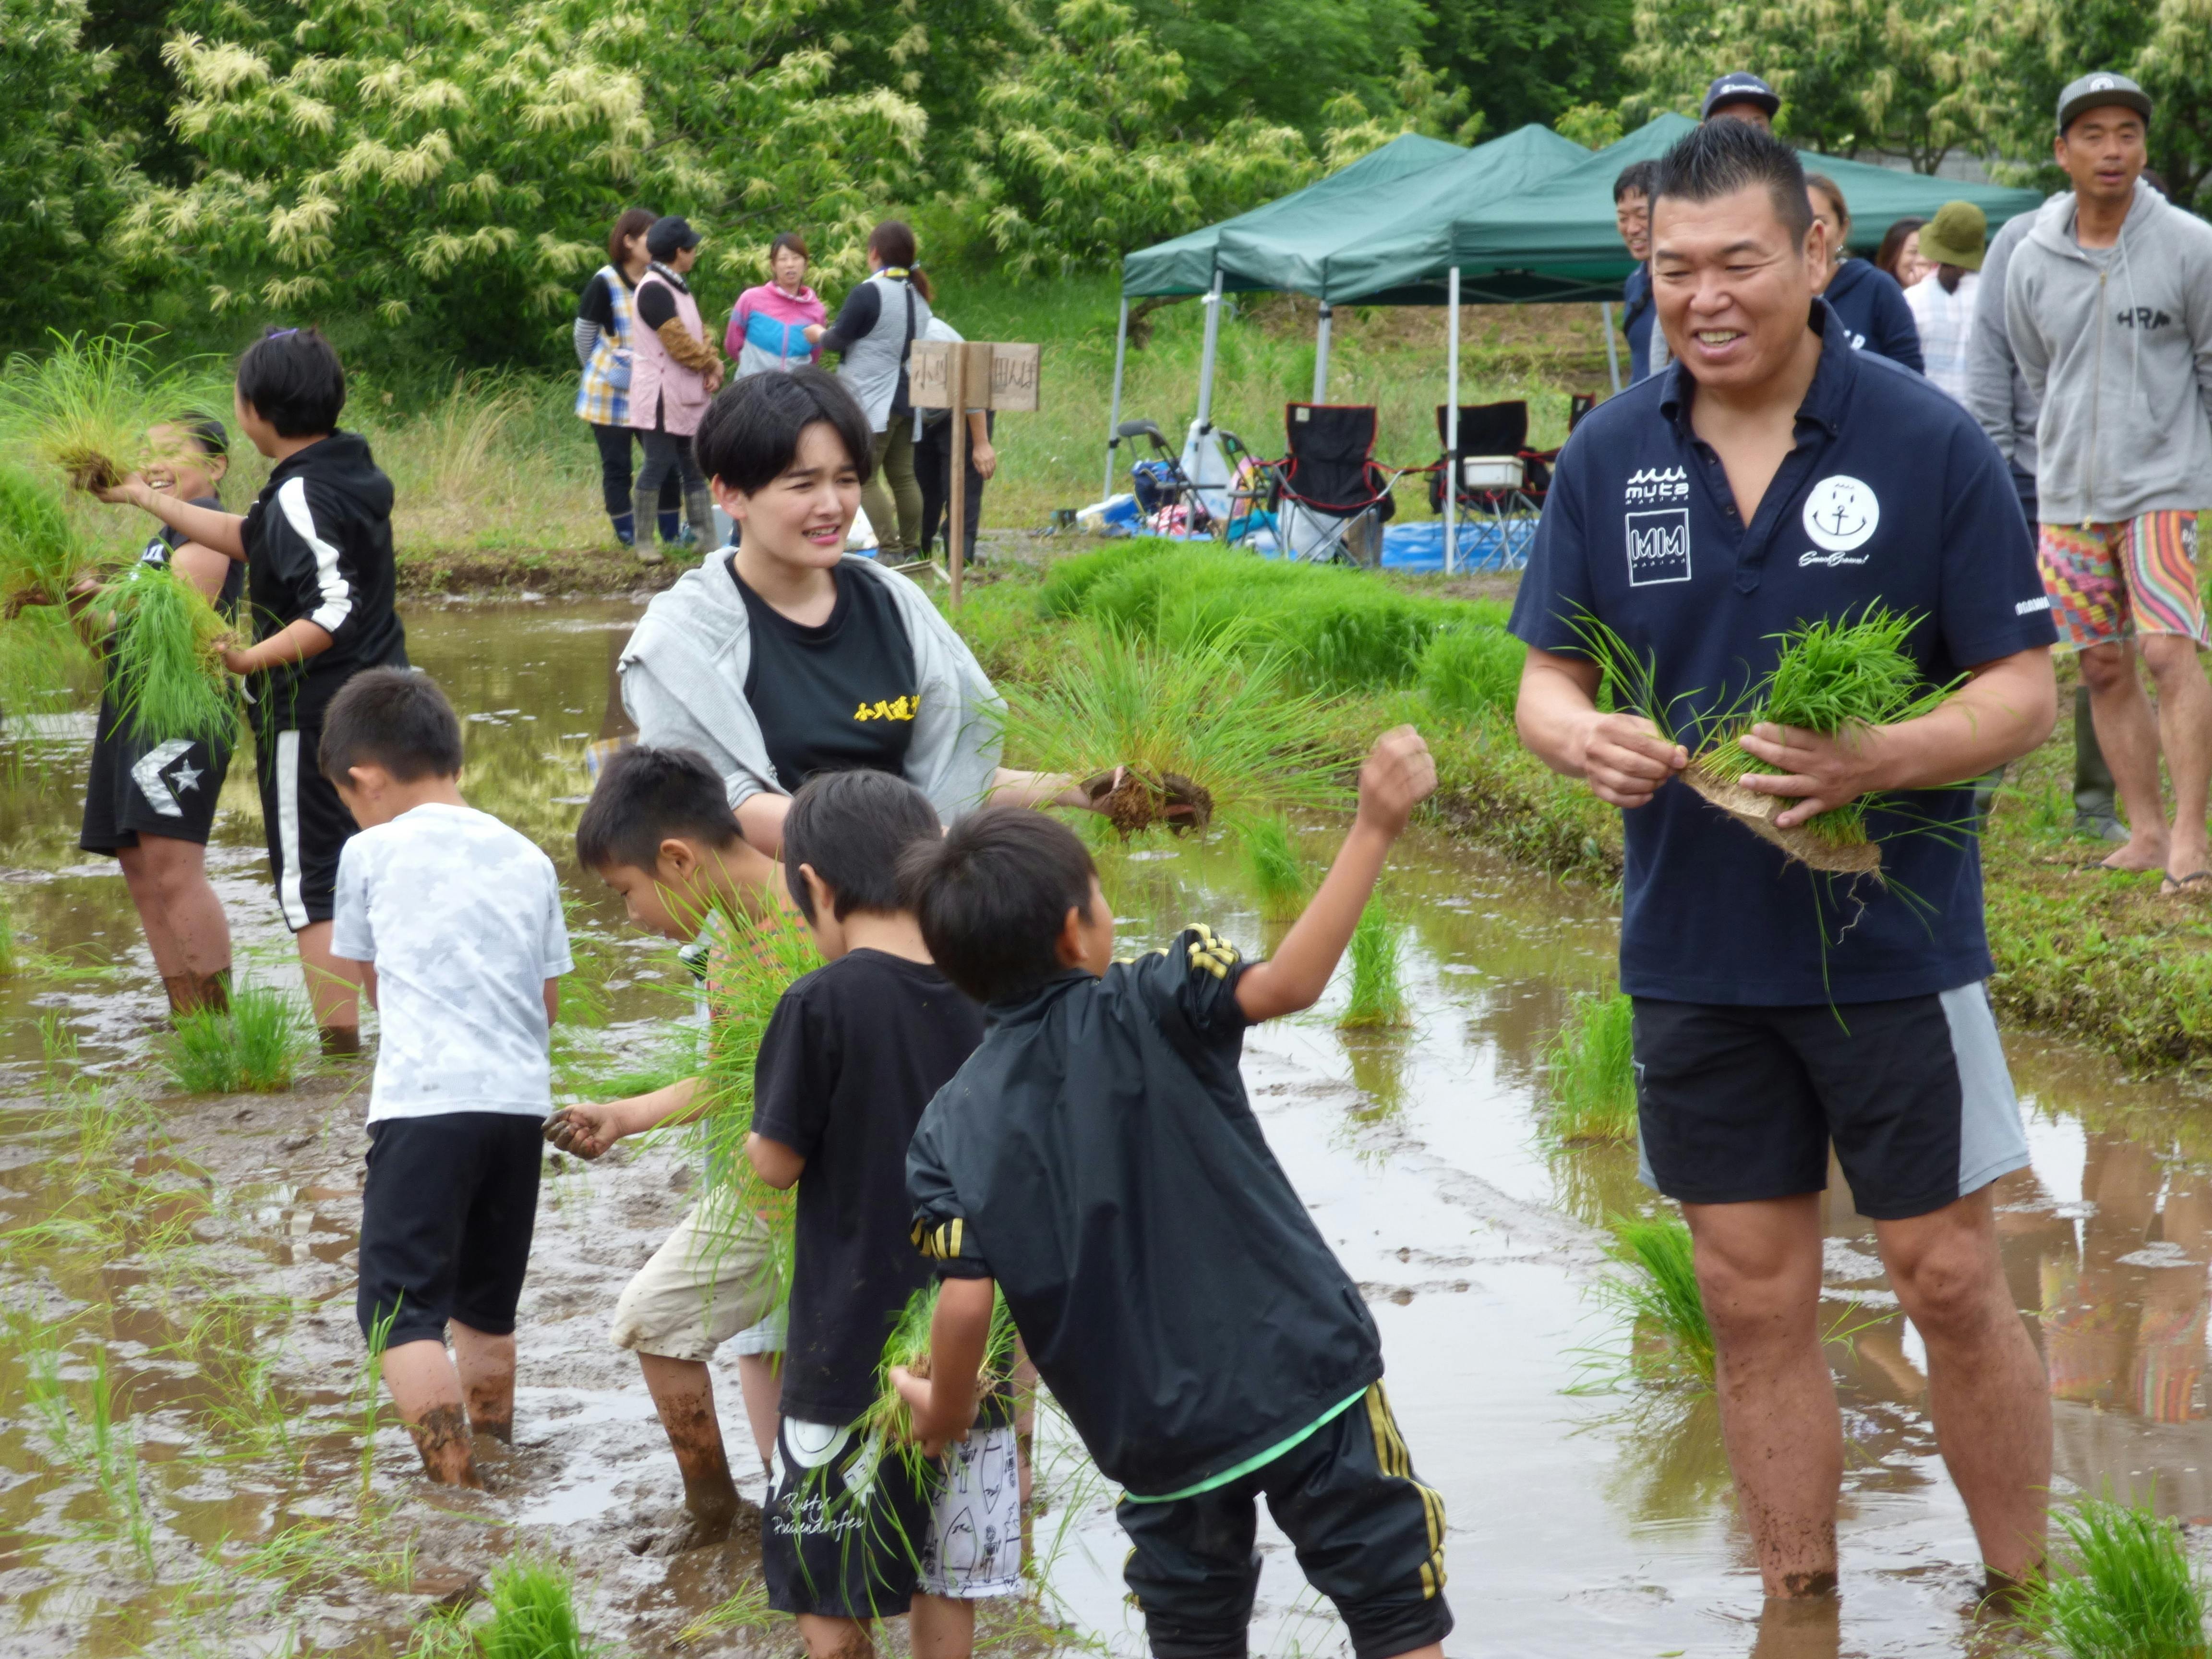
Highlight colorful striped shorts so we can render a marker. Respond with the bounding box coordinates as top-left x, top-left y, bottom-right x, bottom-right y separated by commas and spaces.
2037, 512, 2208, 649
